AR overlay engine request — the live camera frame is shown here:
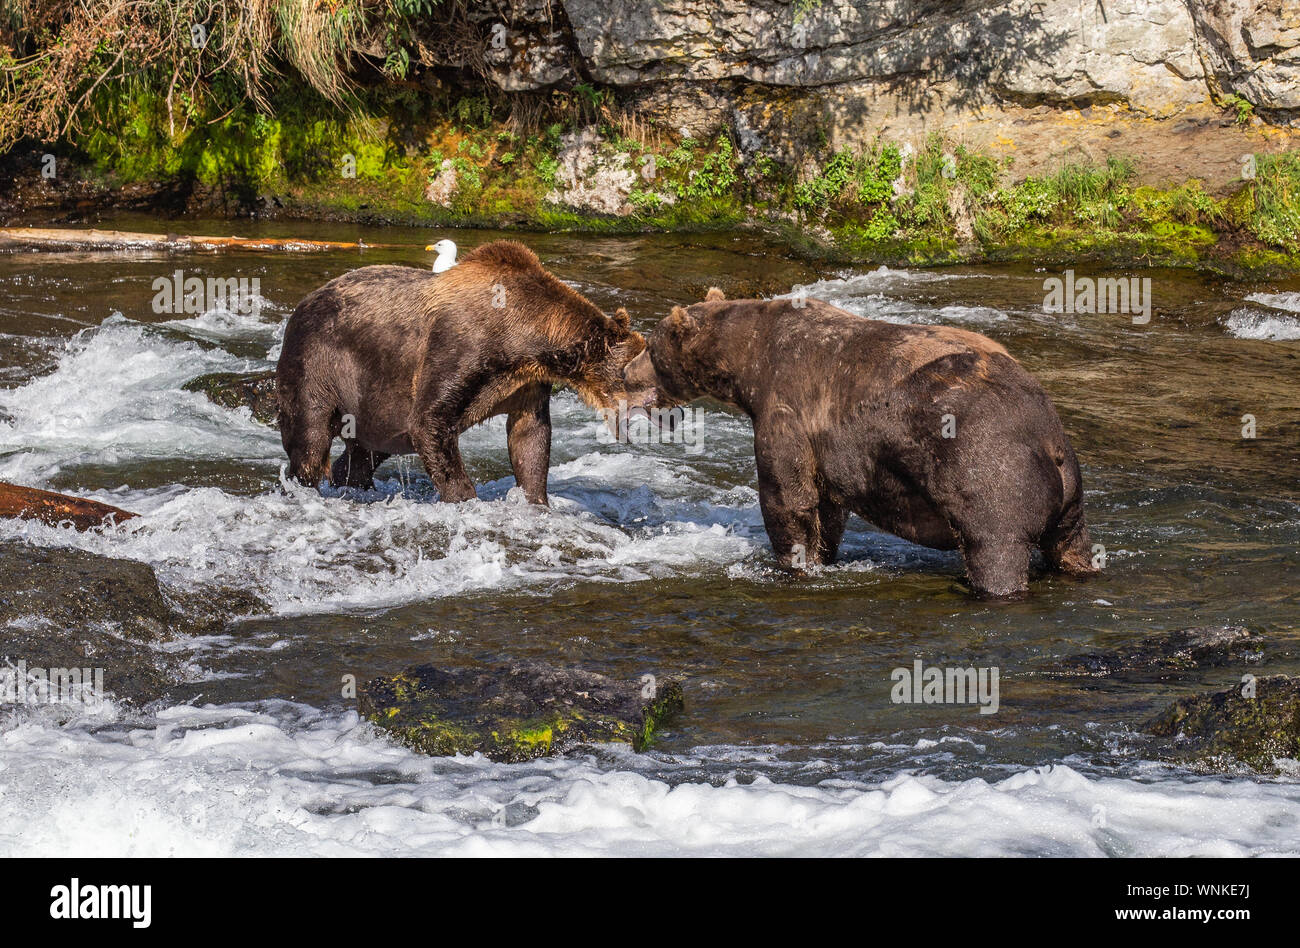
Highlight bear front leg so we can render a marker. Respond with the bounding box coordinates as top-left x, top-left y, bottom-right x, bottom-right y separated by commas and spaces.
279, 403, 337, 490
755, 423, 823, 571
410, 363, 481, 503
959, 532, 1031, 599
506, 382, 552, 505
